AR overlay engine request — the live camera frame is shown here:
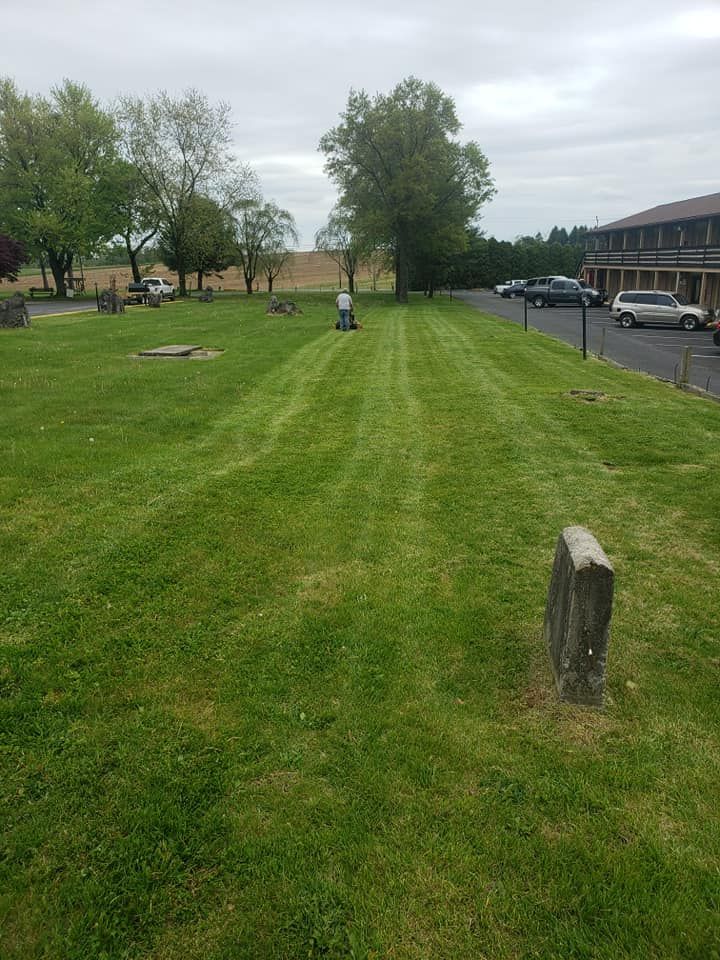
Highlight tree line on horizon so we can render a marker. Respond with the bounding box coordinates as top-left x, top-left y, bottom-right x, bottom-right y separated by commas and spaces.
443, 226, 590, 290
0, 81, 299, 297
0, 74, 587, 300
